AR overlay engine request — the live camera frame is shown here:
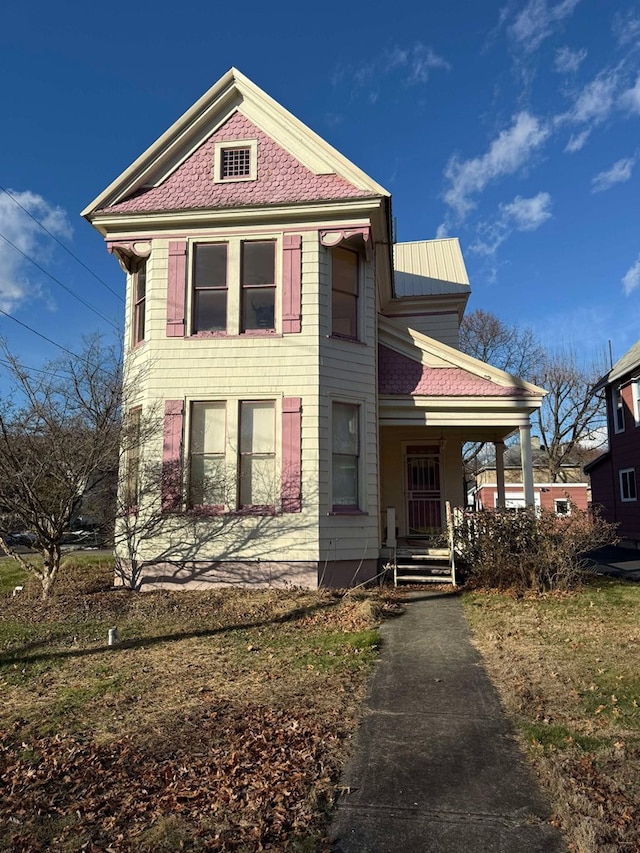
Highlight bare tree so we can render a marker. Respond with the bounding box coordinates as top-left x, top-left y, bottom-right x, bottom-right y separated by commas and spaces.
532, 352, 607, 482
460, 309, 545, 379
0, 336, 122, 598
